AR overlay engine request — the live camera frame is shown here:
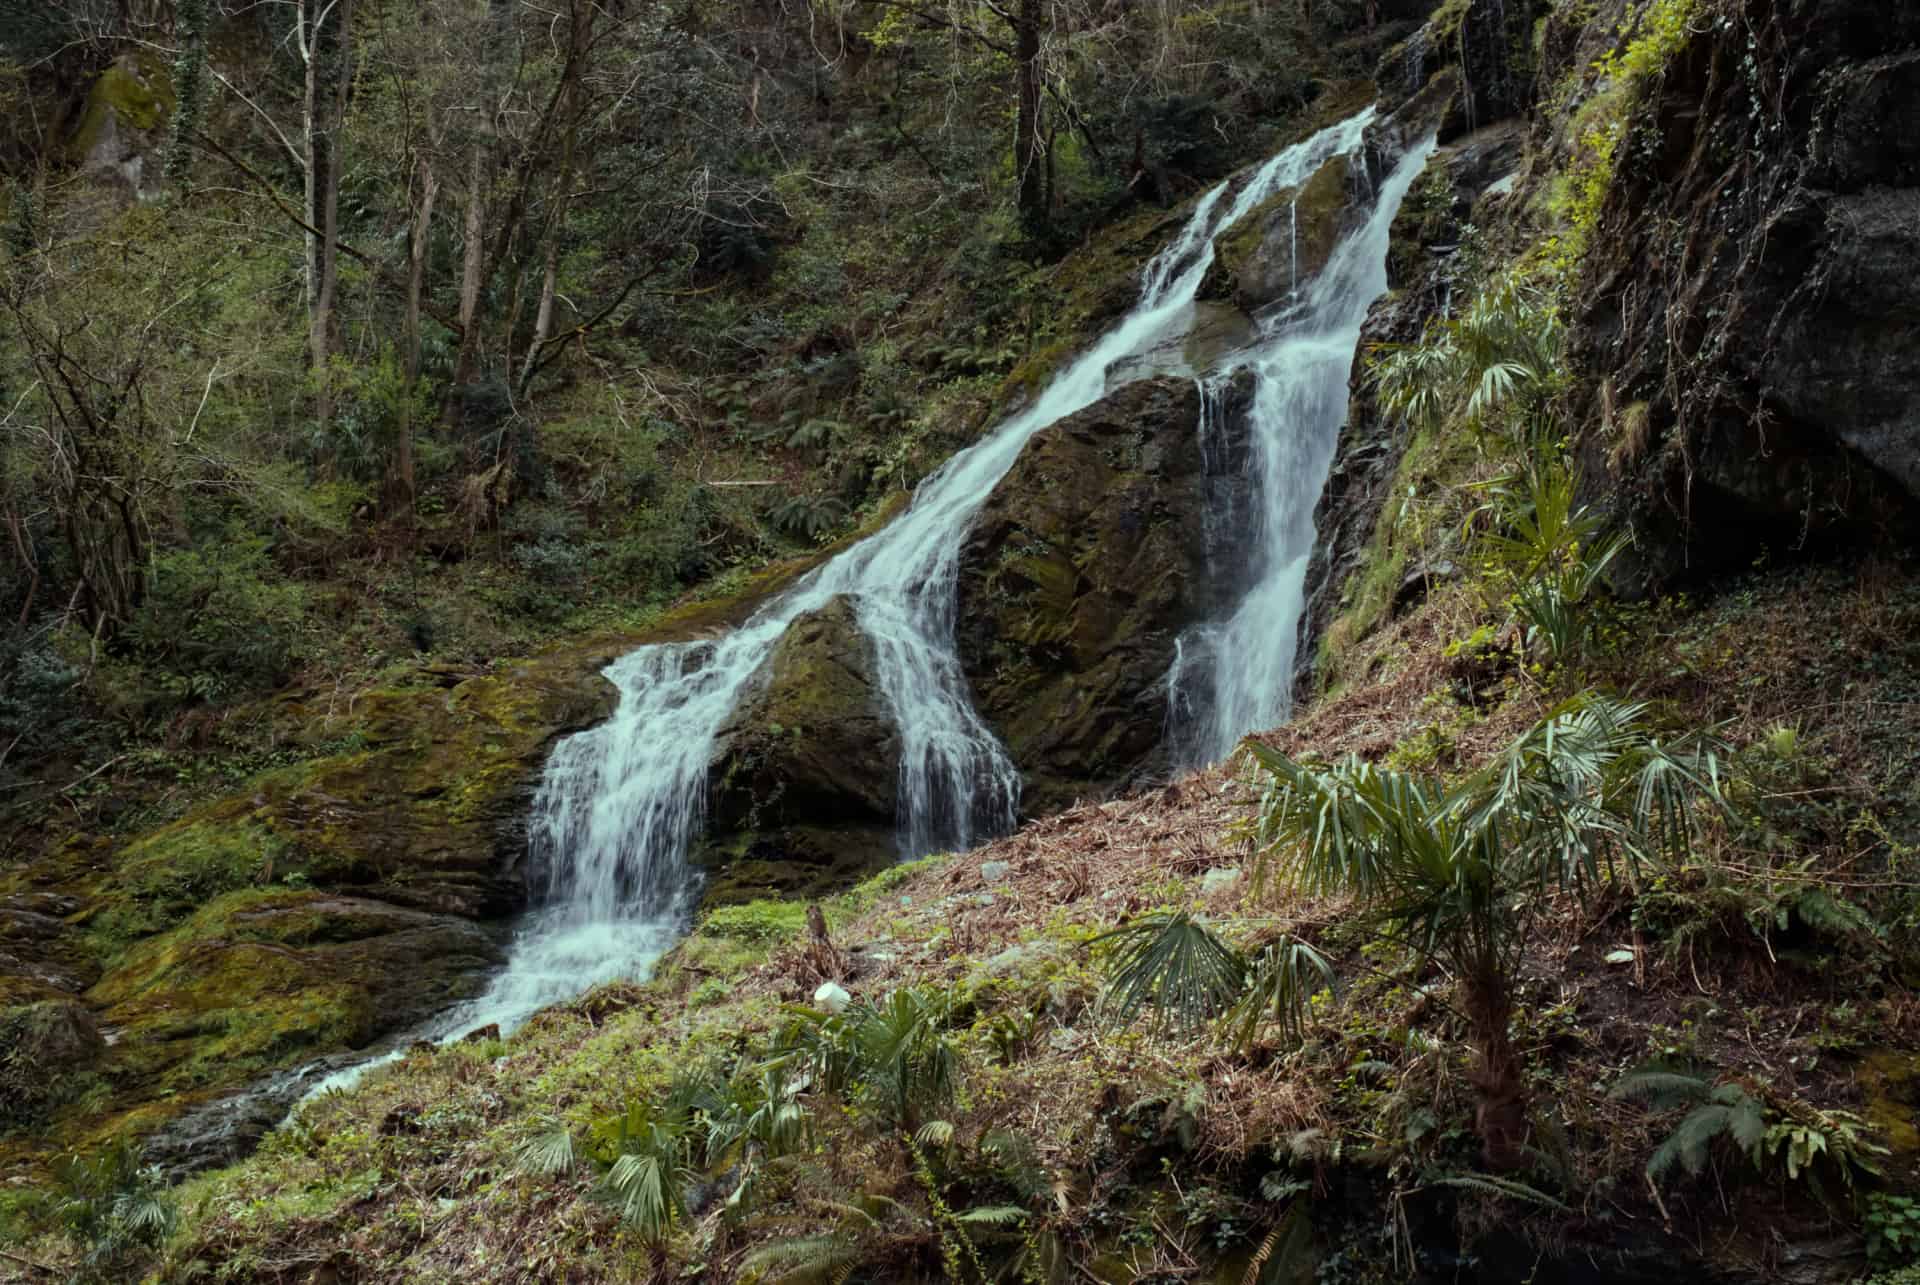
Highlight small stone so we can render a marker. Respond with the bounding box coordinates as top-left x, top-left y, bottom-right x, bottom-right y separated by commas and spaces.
1047, 1027, 1081, 1052
812, 982, 851, 1013
980, 860, 1012, 884
974, 893, 997, 908
899, 895, 913, 908
1200, 867, 1242, 896
982, 942, 1061, 977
